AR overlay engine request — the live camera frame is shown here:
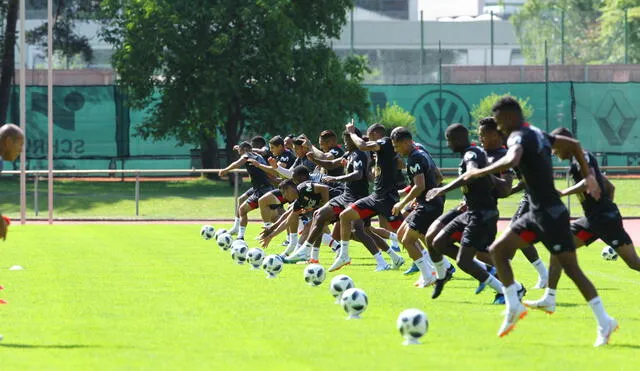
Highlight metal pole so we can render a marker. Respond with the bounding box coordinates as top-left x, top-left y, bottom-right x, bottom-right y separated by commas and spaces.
420, 10, 424, 83
135, 171, 140, 216
561, 10, 565, 65
47, 0, 54, 225
490, 11, 494, 66
545, 40, 549, 132
350, 8, 354, 55
34, 176, 39, 216
438, 40, 443, 167
19, 0, 26, 224
624, 9, 629, 64
234, 171, 240, 212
